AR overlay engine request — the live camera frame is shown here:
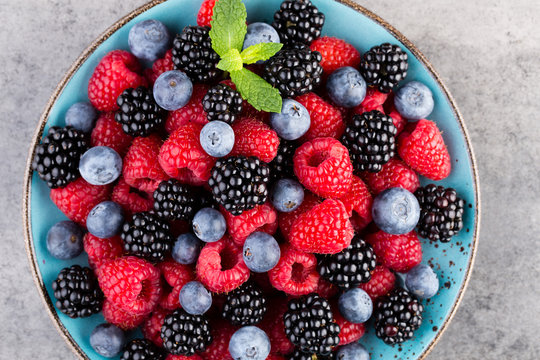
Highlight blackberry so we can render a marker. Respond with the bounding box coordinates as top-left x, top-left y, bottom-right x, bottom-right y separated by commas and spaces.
120, 339, 164, 360
31, 126, 88, 189
202, 84, 243, 124
415, 184, 465, 242
359, 43, 408, 93
263, 43, 323, 98
161, 309, 212, 356
289, 349, 334, 360
121, 211, 173, 262
272, 0, 325, 45
341, 110, 397, 173
222, 282, 267, 326
153, 179, 198, 221
374, 288, 423, 345
115, 86, 165, 137
269, 140, 297, 183
51, 265, 103, 318
284, 294, 340, 356
171, 26, 221, 83
208, 156, 270, 215
317, 237, 377, 290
